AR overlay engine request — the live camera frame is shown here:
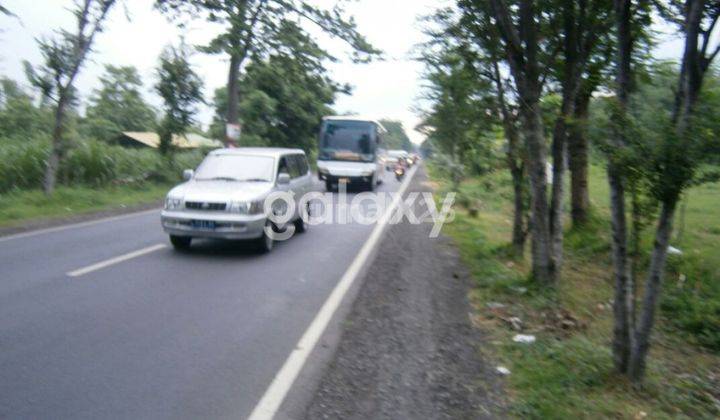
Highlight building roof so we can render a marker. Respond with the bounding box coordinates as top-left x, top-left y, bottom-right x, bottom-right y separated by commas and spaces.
210, 147, 305, 158
120, 132, 223, 149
